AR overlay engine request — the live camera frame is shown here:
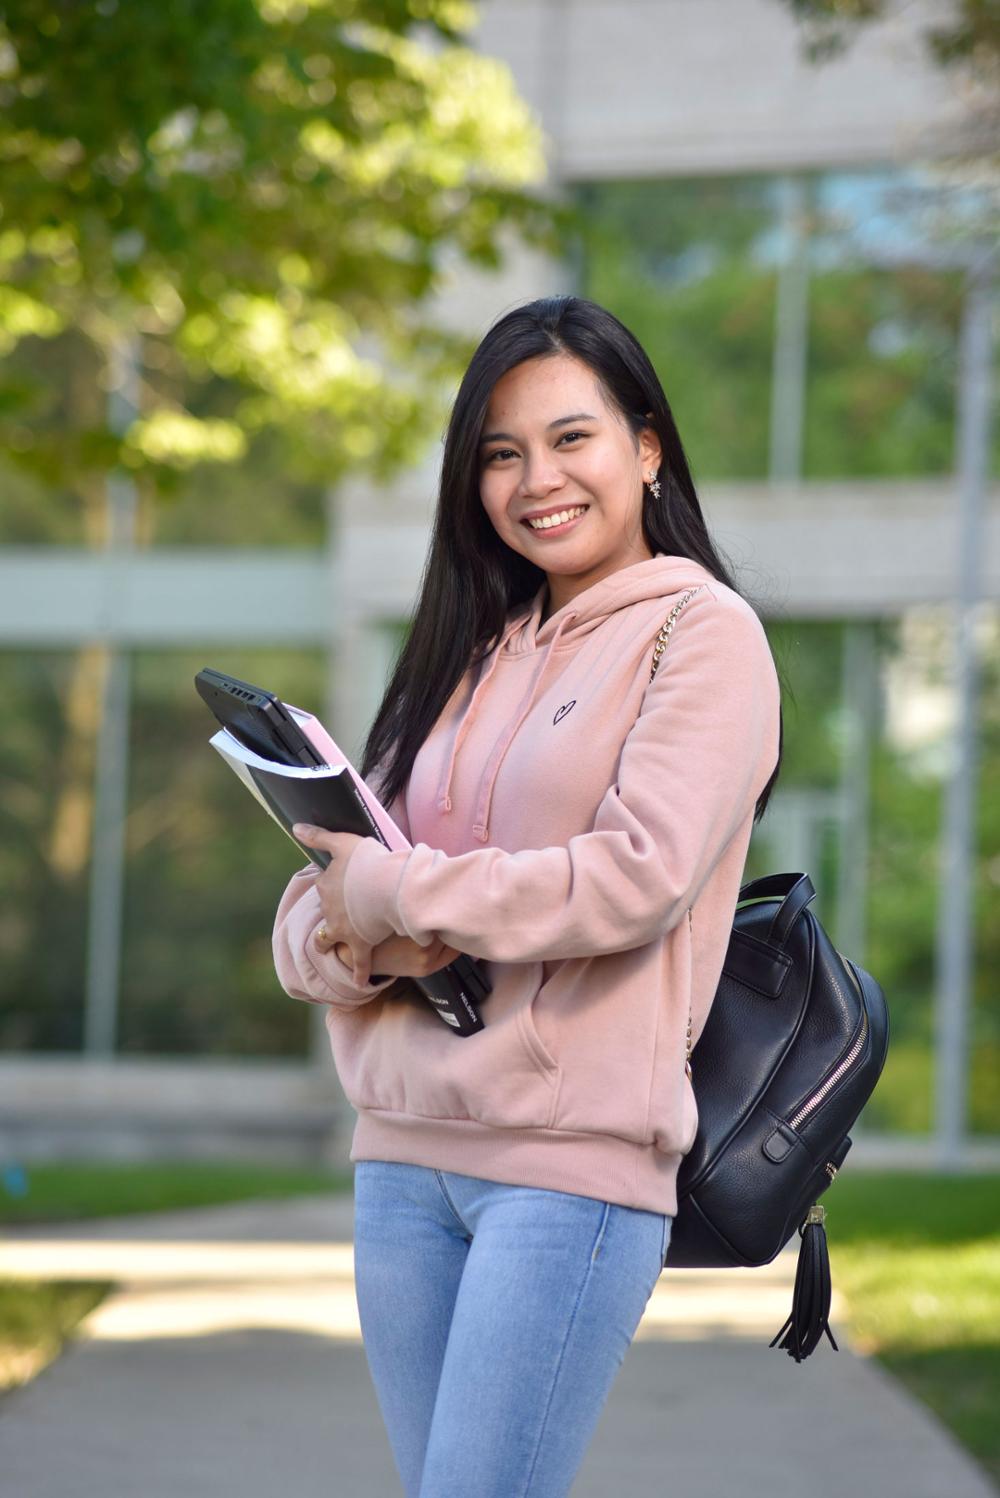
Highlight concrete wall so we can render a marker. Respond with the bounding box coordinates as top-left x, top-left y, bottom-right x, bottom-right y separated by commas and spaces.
0, 1058, 352, 1168
471, 0, 974, 179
